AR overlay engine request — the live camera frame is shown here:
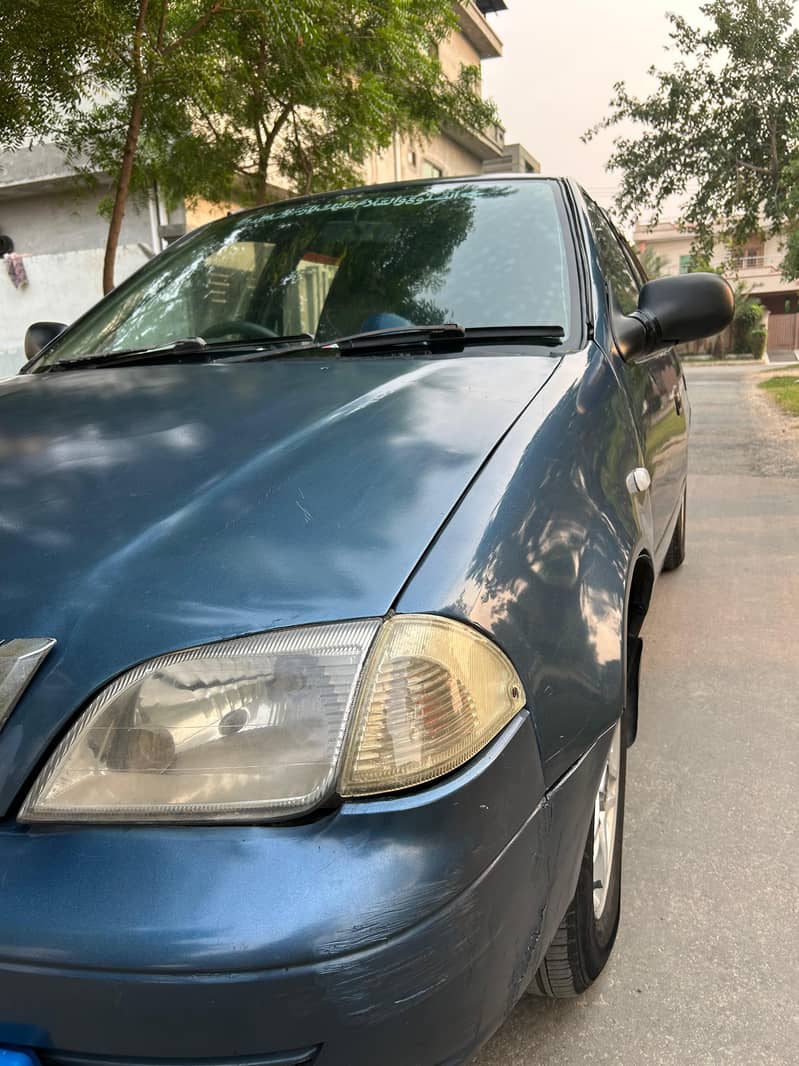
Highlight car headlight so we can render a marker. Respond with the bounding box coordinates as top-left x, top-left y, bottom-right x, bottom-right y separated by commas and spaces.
20, 615, 525, 823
